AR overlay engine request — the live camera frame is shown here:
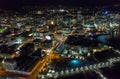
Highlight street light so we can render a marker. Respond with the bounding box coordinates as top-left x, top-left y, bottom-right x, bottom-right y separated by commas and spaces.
50, 20, 54, 25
